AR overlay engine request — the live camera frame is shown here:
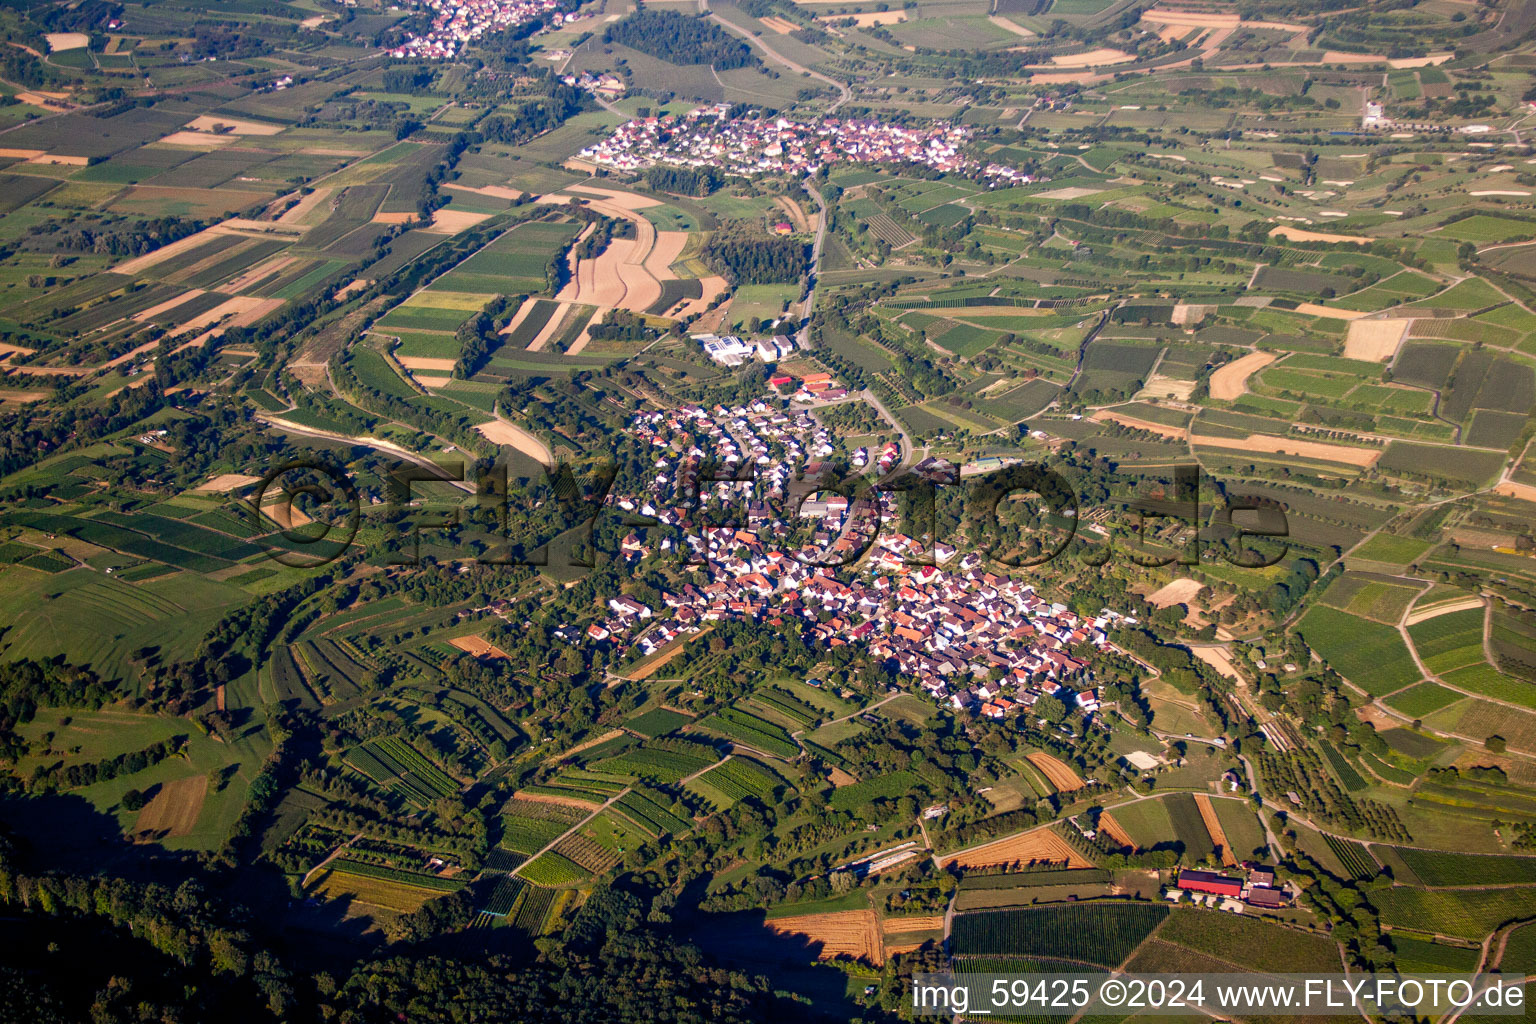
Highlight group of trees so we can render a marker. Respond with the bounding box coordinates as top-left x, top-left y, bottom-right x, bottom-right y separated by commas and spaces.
604, 9, 758, 69
702, 224, 806, 285
25, 215, 207, 259
454, 295, 516, 378
644, 166, 724, 197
